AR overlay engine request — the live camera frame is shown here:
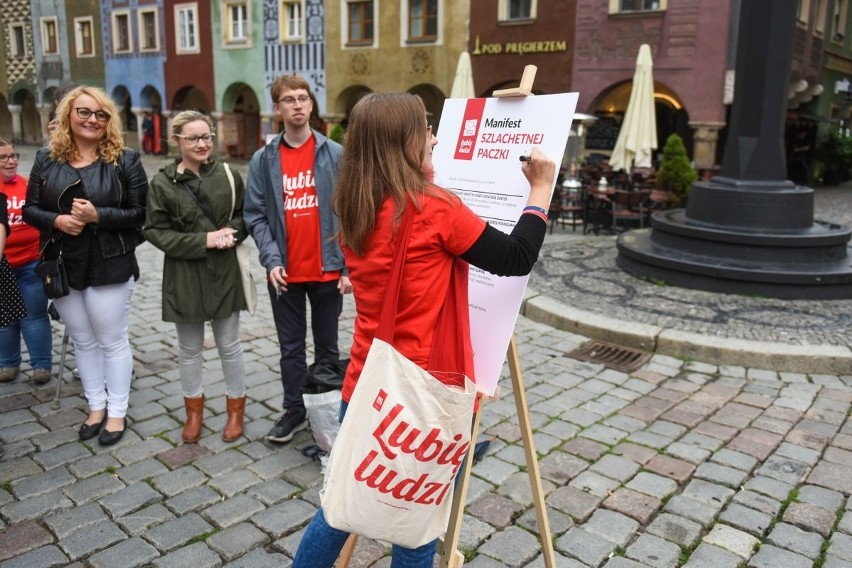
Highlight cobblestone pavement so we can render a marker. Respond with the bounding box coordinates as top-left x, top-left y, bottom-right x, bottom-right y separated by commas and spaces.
1, 147, 852, 567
